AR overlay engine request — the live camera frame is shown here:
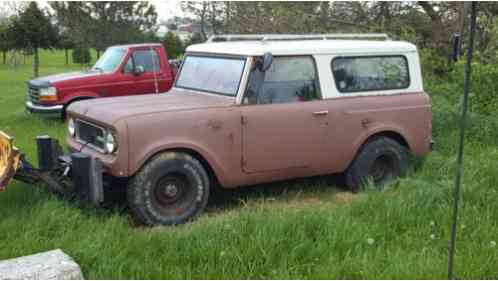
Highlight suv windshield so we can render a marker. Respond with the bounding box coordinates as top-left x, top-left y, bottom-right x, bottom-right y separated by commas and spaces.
176, 55, 246, 96
93, 47, 127, 73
